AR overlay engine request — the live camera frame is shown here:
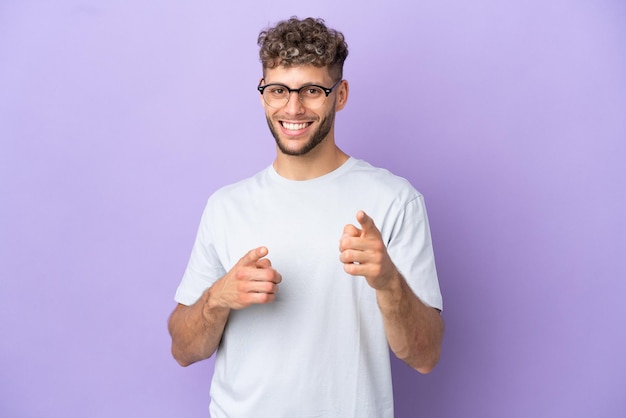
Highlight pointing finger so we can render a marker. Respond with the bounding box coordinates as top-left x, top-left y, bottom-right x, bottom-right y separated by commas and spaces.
240, 246, 268, 266
356, 211, 379, 236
